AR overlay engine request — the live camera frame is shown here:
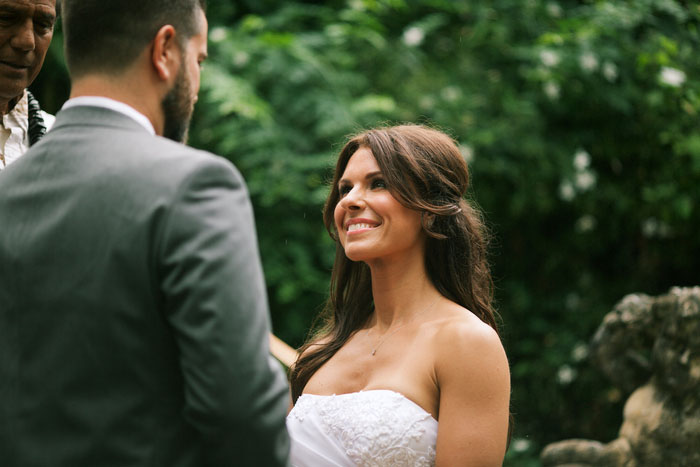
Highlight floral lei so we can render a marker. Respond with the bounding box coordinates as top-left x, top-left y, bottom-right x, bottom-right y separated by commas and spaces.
26, 90, 47, 146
